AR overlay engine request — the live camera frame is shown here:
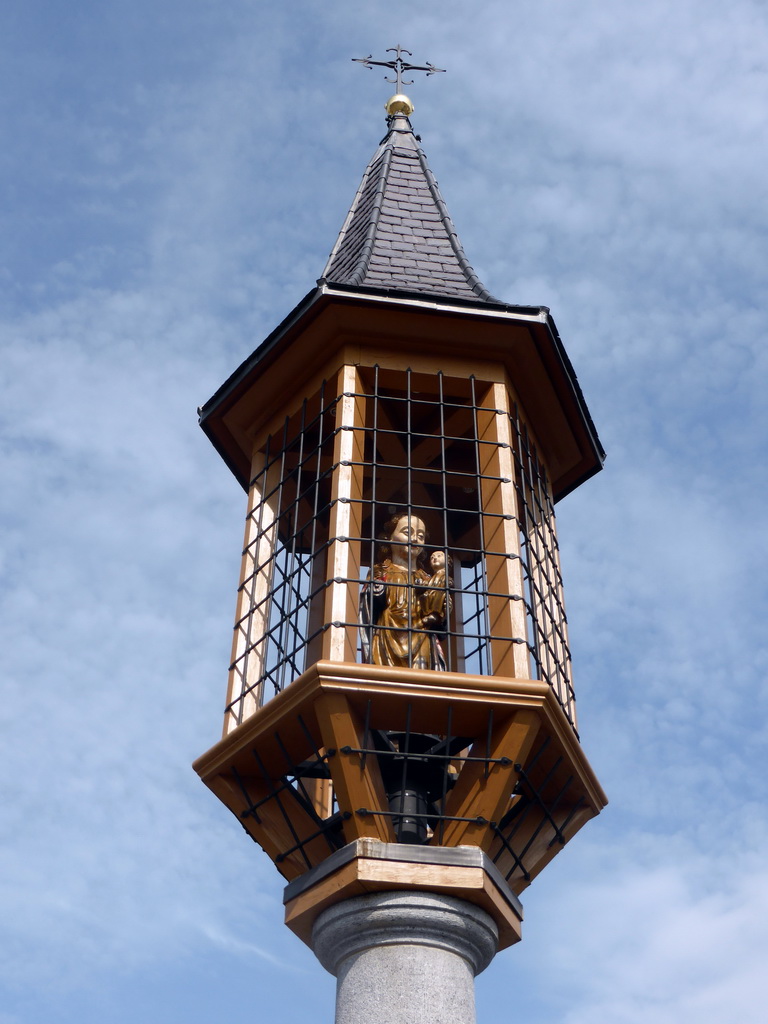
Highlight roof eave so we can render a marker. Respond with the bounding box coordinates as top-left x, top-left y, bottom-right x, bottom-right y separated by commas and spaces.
199, 284, 604, 500
318, 283, 605, 492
